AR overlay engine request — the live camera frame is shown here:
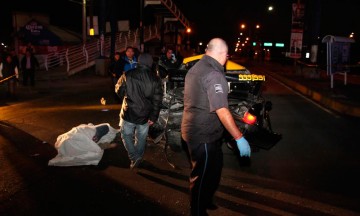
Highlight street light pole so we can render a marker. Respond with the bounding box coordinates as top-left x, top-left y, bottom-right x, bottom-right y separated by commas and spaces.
68, 0, 87, 44
139, 0, 144, 52
186, 27, 191, 50
82, 0, 86, 44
